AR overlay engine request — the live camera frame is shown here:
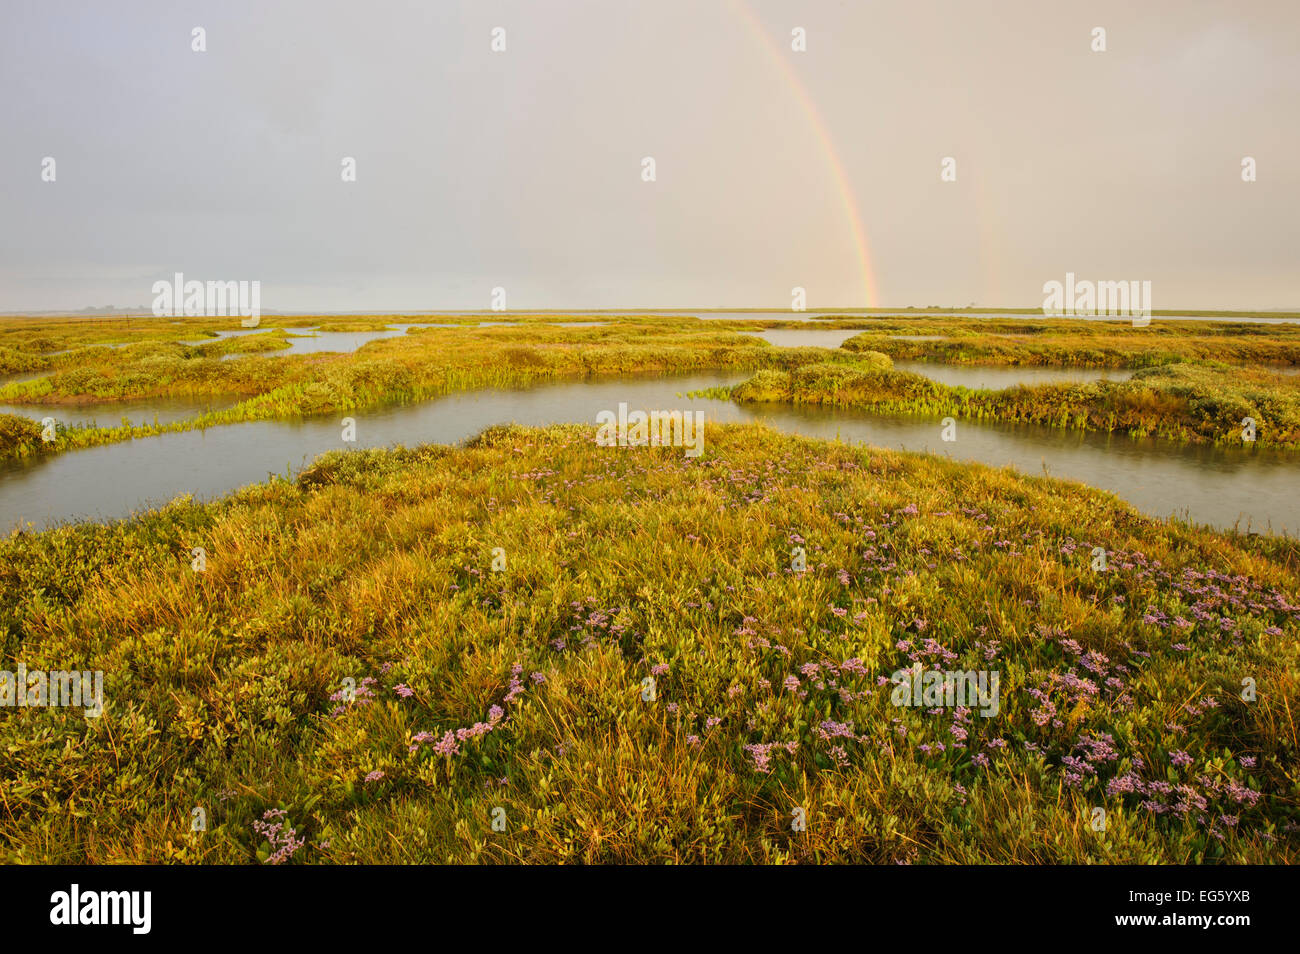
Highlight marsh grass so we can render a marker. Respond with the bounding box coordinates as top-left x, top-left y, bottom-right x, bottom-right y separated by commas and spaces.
0, 414, 44, 459
727, 356, 1300, 447
0, 424, 1296, 863
841, 318, 1300, 369
0, 317, 793, 460
3, 313, 1300, 461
